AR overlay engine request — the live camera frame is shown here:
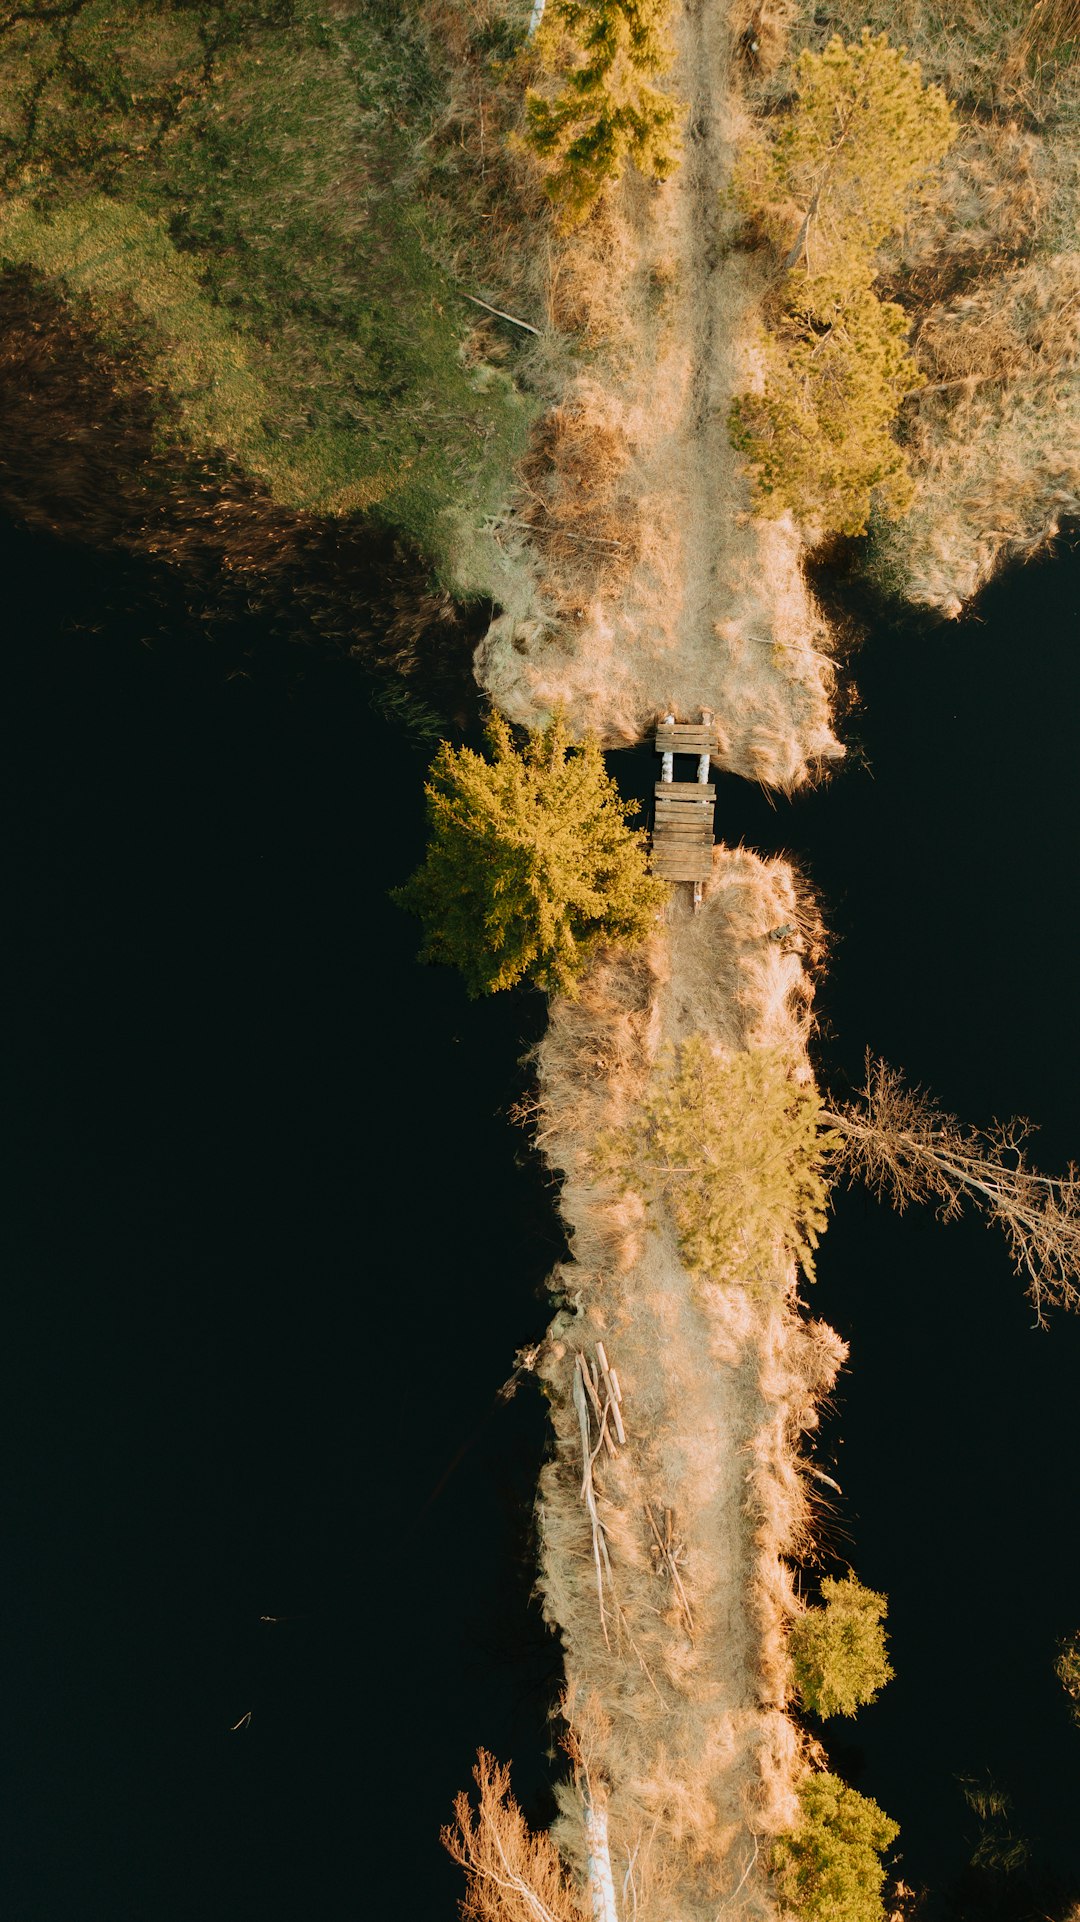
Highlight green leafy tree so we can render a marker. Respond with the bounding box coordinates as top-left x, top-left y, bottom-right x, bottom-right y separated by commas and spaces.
731, 32, 955, 535
790, 1574, 894, 1719
607, 1041, 835, 1284
525, 0, 681, 225
394, 712, 664, 997
730, 276, 921, 535
773, 1772, 899, 1922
